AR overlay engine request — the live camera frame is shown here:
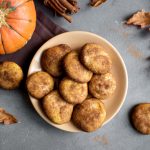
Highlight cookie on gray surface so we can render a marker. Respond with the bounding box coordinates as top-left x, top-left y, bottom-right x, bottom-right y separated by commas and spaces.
0, 61, 23, 90
131, 103, 150, 134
